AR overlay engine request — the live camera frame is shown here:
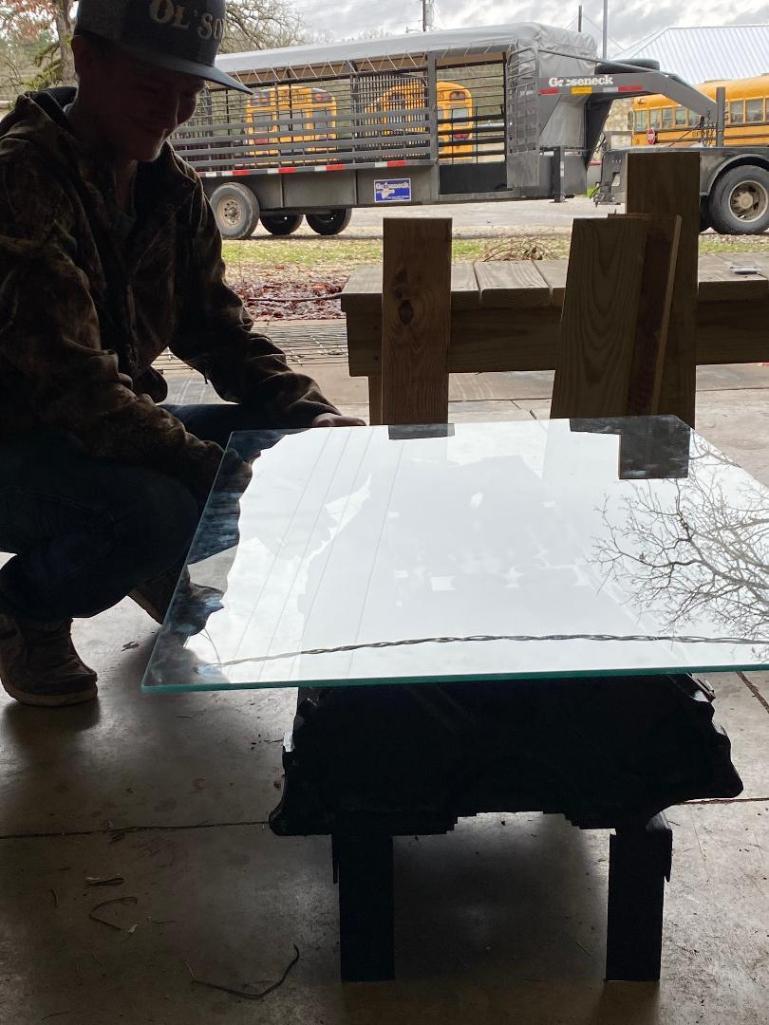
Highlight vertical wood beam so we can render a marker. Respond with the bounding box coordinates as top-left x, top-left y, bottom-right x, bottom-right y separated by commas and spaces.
381, 217, 452, 425
368, 373, 383, 426
551, 217, 648, 420
626, 213, 682, 416
626, 151, 700, 426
